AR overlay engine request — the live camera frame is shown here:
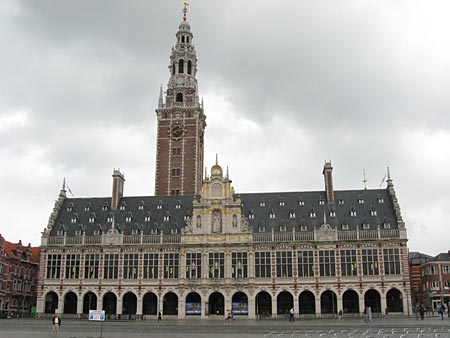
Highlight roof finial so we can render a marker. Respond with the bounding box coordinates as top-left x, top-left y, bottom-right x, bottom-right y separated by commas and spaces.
158, 84, 164, 108
183, 0, 189, 21
363, 168, 367, 190
215, 153, 218, 165
62, 177, 66, 191
387, 166, 391, 180
205, 166, 208, 179
226, 166, 229, 179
